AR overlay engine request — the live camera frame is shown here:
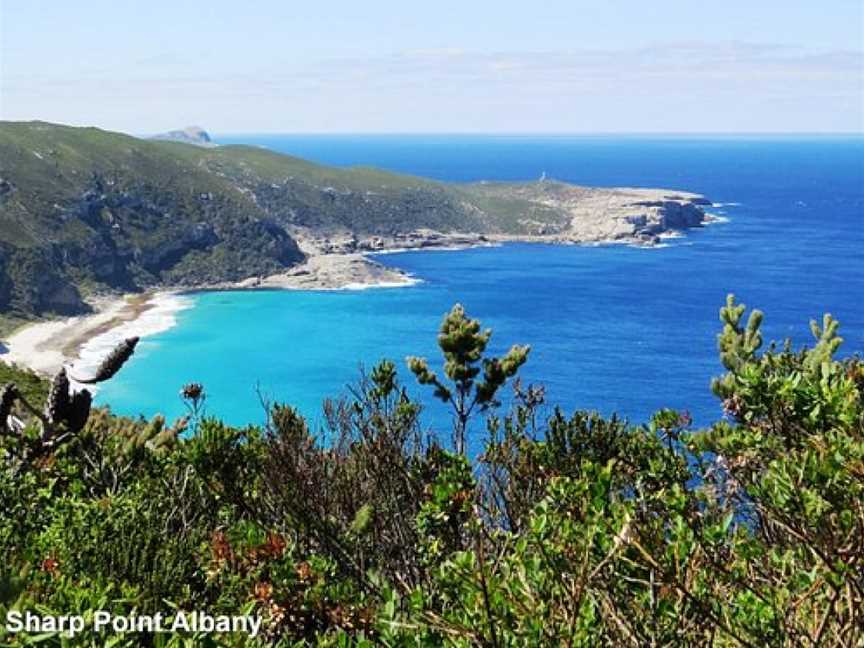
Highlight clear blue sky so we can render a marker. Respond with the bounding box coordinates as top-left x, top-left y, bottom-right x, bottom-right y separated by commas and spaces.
1, 0, 862, 133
